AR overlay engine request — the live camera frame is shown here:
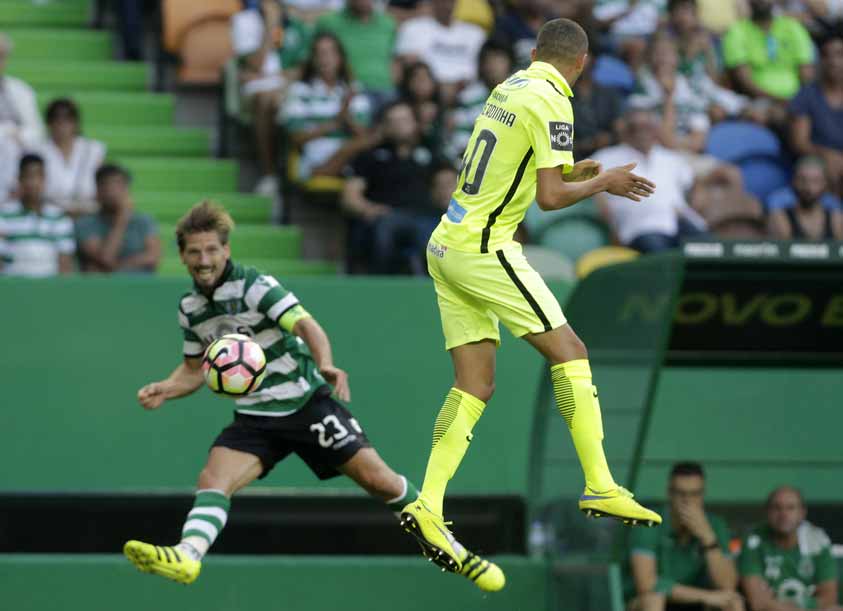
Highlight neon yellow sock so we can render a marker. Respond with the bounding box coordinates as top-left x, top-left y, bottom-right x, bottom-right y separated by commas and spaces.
419, 388, 485, 516
551, 359, 616, 492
